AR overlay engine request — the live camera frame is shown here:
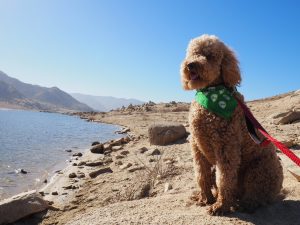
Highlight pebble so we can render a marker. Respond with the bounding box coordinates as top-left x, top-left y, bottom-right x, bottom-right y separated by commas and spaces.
77, 161, 86, 166
115, 161, 123, 165
72, 152, 83, 157
164, 183, 173, 192
120, 150, 130, 155
147, 148, 161, 156
127, 166, 145, 173
77, 172, 86, 178
90, 144, 104, 154
63, 185, 75, 190
72, 163, 78, 166
52, 191, 58, 195
91, 141, 100, 146
85, 161, 103, 167
138, 147, 148, 154
120, 163, 132, 170
89, 167, 113, 178
112, 146, 123, 151
65, 149, 72, 153
115, 155, 125, 159
20, 169, 28, 174
69, 172, 77, 178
